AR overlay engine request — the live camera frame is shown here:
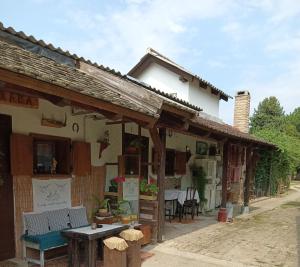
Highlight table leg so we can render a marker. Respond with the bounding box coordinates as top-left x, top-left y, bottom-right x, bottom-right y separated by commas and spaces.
85, 239, 97, 267
69, 238, 80, 267
178, 203, 182, 222
172, 199, 176, 219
